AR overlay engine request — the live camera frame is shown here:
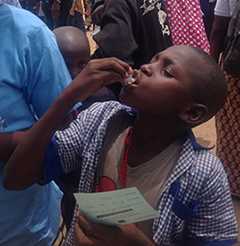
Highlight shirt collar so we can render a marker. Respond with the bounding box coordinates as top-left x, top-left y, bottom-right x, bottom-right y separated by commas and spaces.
184, 130, 206, 151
